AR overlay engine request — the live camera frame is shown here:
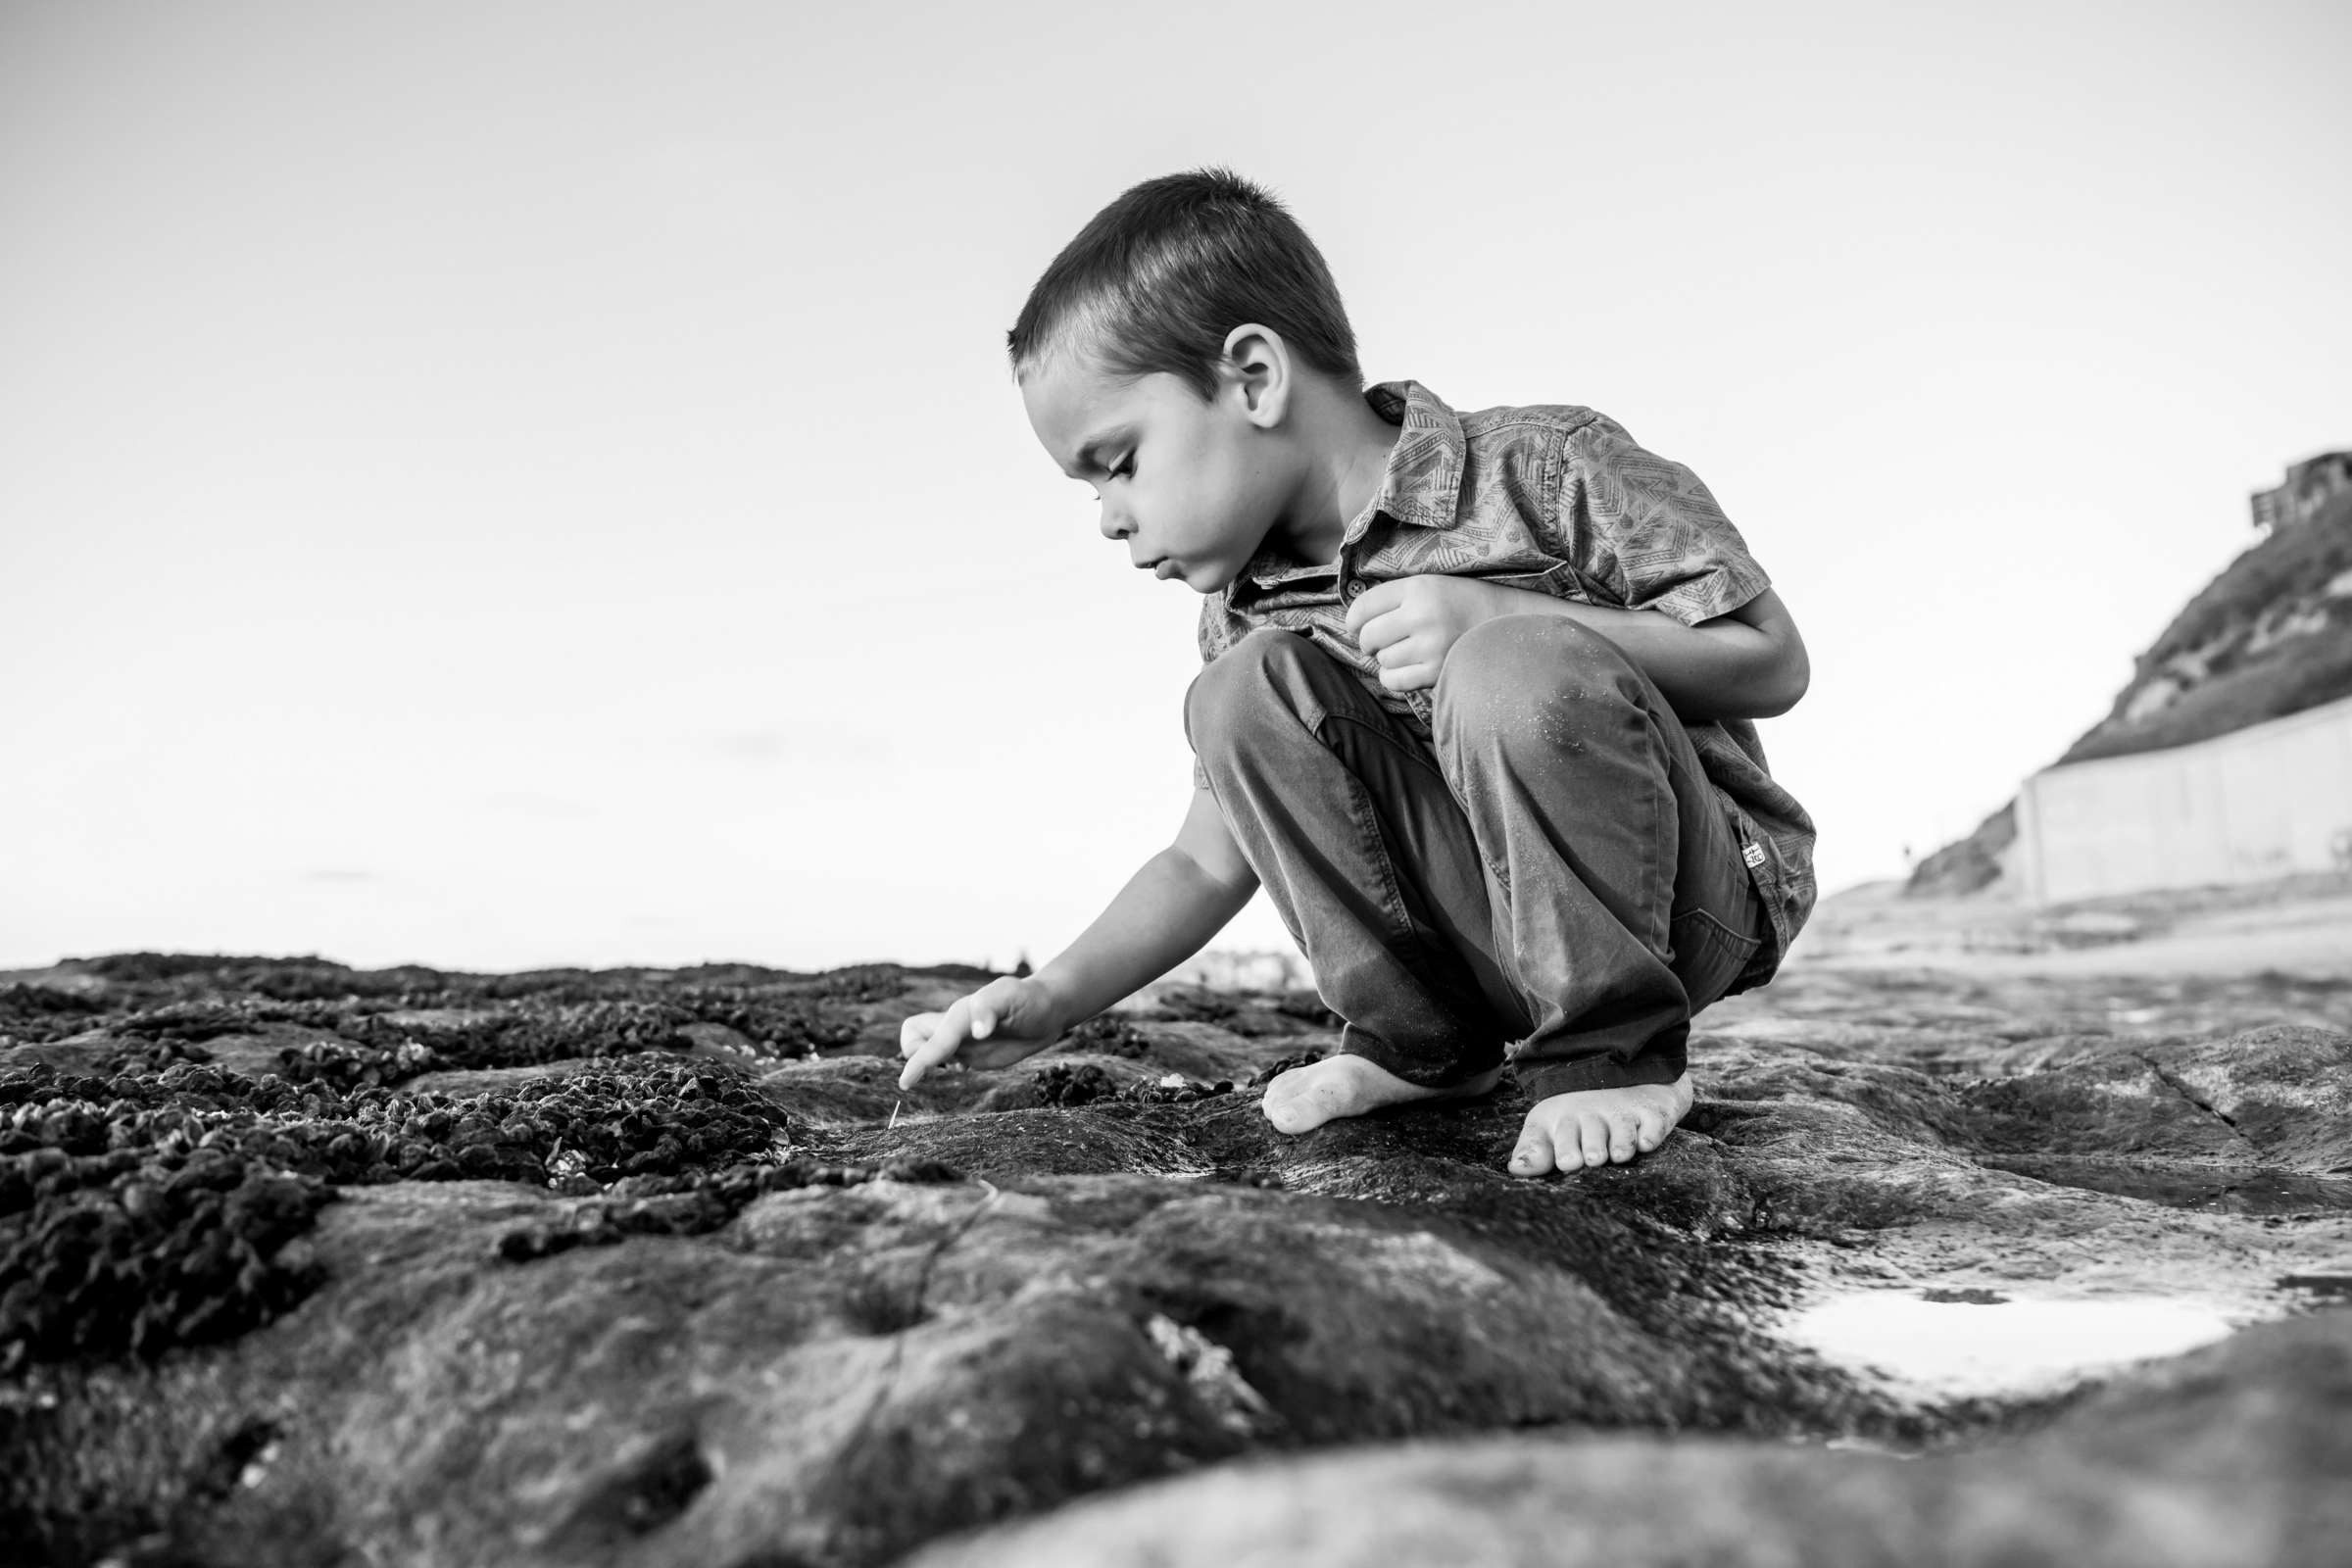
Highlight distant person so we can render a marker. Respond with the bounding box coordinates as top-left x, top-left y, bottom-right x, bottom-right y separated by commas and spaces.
898, 170, 1815, 1176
